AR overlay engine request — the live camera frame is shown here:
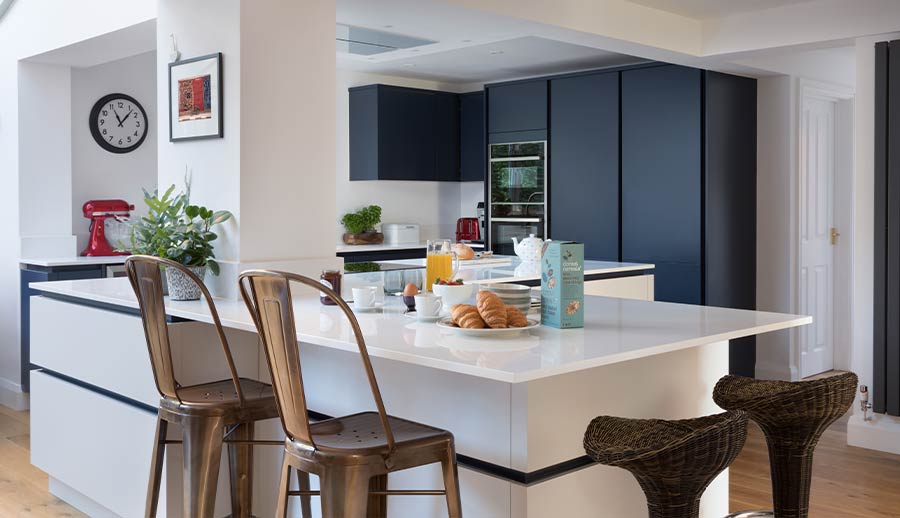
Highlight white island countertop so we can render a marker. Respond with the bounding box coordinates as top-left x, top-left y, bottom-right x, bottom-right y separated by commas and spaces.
21, 256, 128, 267
30, 277, 810, 383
